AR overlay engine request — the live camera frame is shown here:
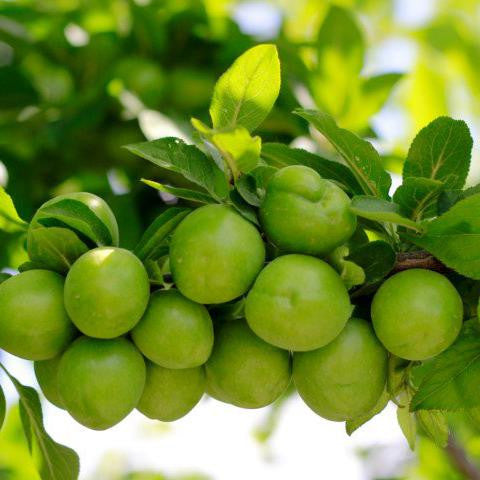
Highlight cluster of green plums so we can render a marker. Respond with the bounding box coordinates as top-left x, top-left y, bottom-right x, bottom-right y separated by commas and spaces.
0, 165, 465, 430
